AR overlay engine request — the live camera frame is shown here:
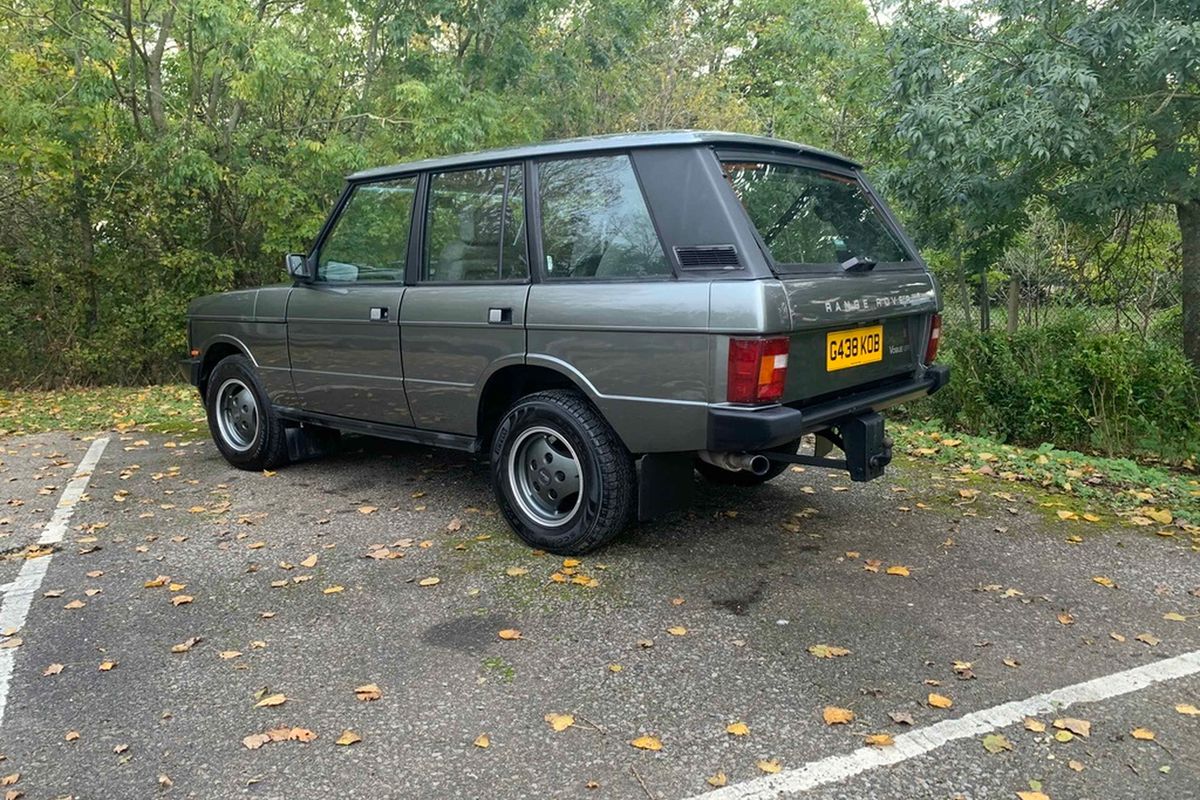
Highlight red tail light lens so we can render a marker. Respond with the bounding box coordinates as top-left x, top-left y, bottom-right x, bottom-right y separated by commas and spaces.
925, 313, 942, 365
728, 337, 790, 403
